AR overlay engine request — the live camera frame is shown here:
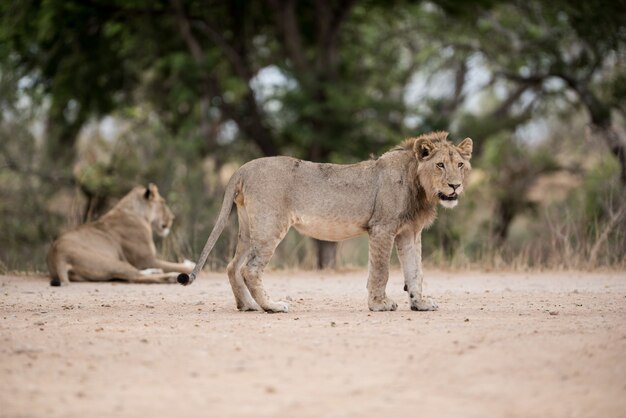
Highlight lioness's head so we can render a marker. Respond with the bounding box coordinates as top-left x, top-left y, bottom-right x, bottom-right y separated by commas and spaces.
141, 183, 175, 237
413, 132, 473, 209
